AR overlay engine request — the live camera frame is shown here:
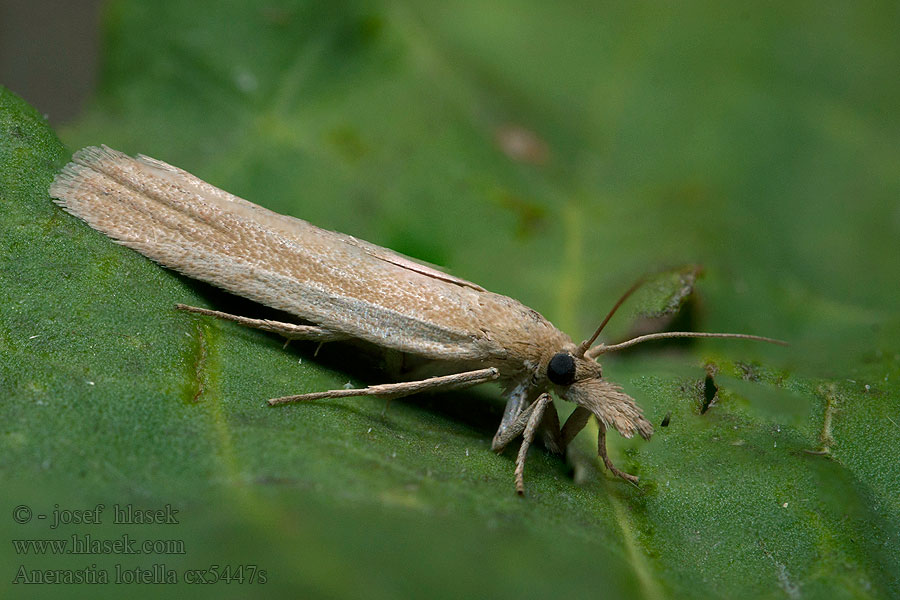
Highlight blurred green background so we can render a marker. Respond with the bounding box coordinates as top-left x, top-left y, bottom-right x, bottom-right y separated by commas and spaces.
2, 1, 898, 598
